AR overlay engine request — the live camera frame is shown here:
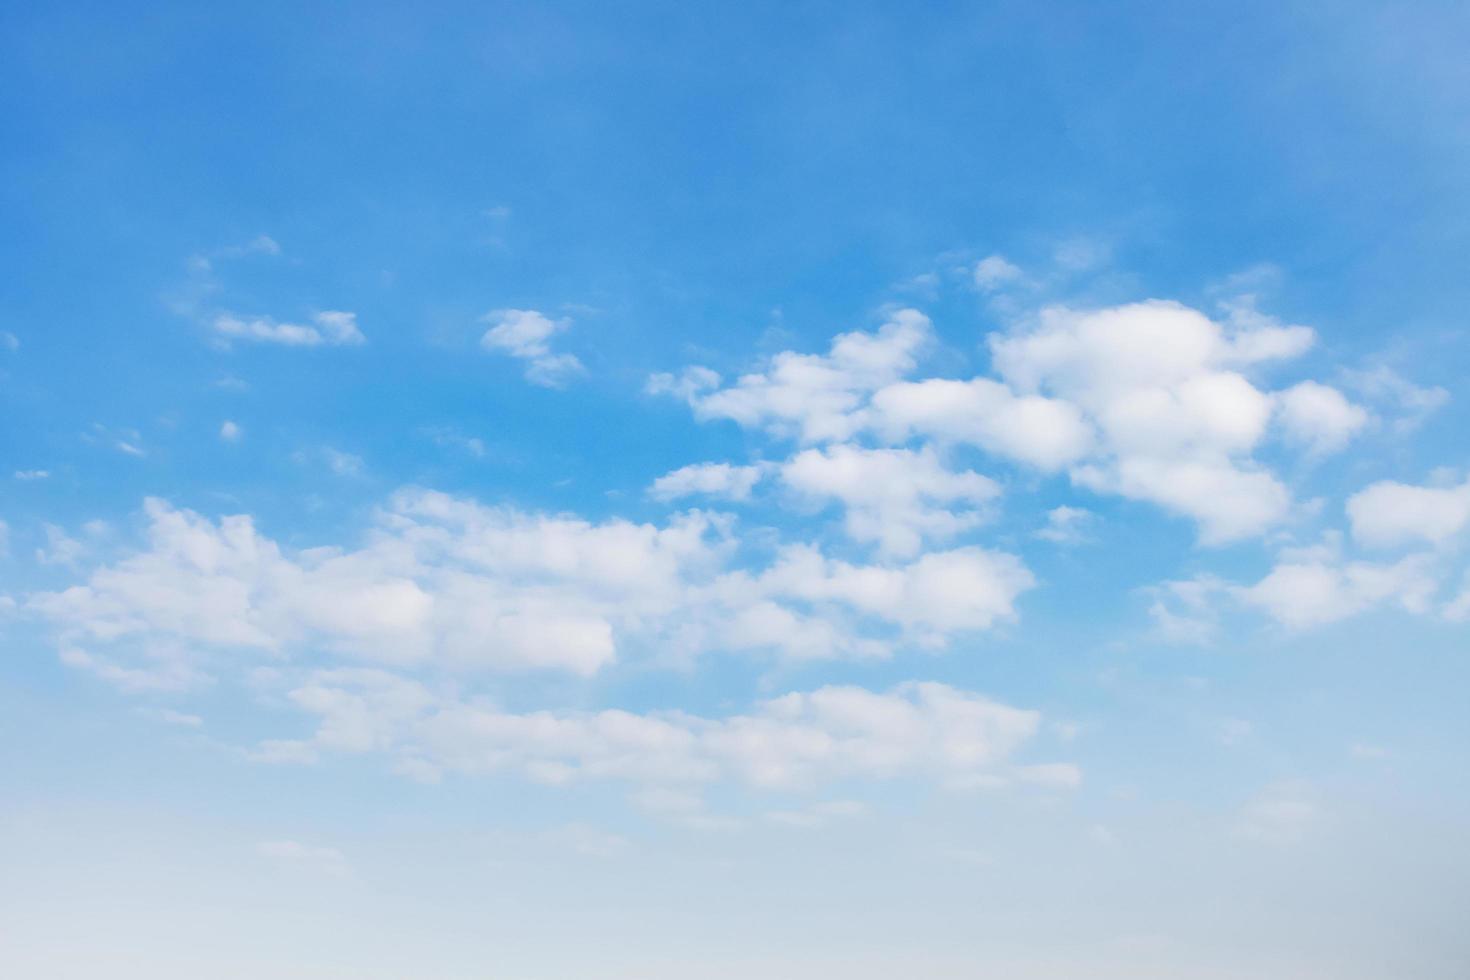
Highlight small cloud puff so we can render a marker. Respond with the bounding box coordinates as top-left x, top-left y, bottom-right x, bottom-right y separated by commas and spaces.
213, 310, 365, 348
480, 308, 585, 388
